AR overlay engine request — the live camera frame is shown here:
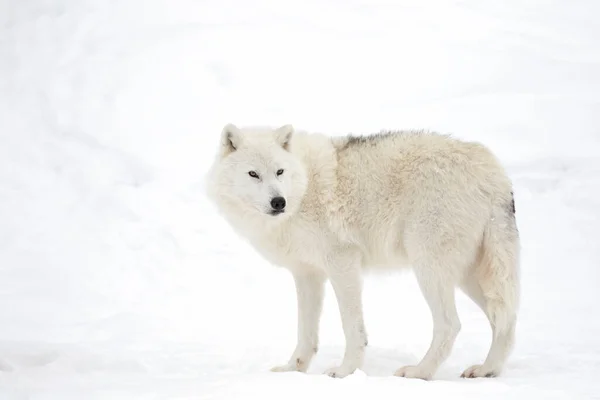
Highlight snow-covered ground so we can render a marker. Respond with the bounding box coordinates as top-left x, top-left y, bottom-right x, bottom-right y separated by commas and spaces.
1, 0, 600, 398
